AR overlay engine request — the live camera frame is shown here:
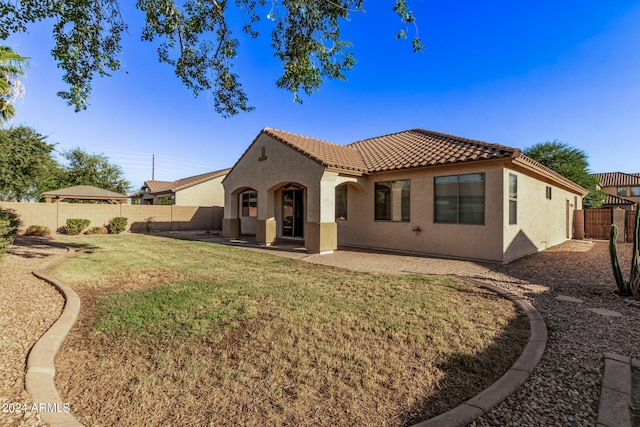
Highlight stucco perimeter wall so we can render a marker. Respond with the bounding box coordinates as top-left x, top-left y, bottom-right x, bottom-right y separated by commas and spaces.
502, 166, 583, 262
175, 175, 226, 206
0, 202, 223, 234
337, 161, 506, 262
